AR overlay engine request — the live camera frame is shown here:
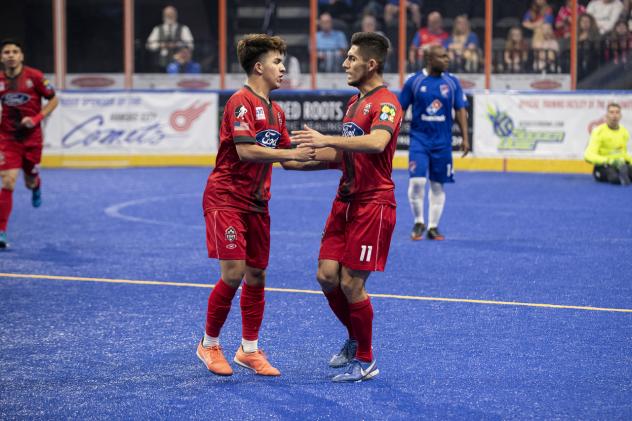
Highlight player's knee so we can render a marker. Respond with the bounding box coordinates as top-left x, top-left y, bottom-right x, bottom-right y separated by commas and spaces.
1, 175, 17, 190
408, 177, 426, 199
245, 267, 266, 286
339, 277, 362, 300
316, 267, 339, 292
220, 262, 247, 286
